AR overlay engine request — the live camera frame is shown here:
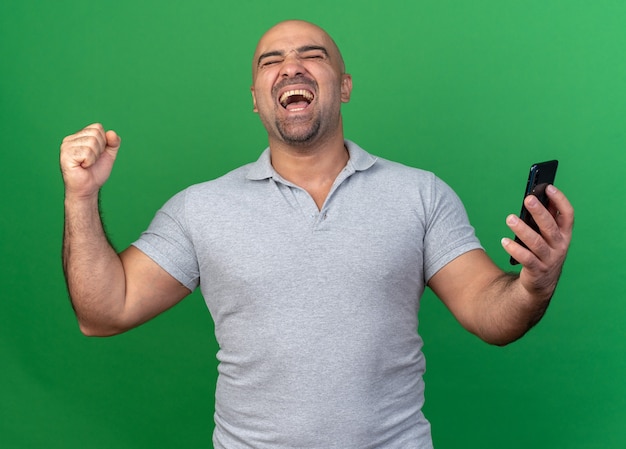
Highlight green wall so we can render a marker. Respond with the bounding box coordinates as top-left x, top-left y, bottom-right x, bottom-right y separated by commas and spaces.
1, 1, 625, 448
